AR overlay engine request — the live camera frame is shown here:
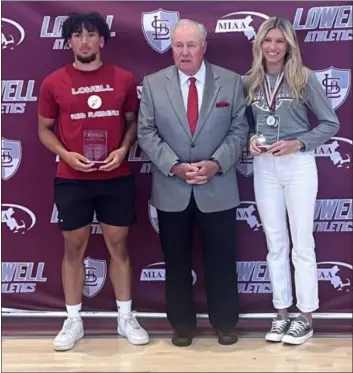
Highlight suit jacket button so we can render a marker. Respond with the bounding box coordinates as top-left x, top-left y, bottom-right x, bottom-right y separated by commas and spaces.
191, 143, 195, 148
